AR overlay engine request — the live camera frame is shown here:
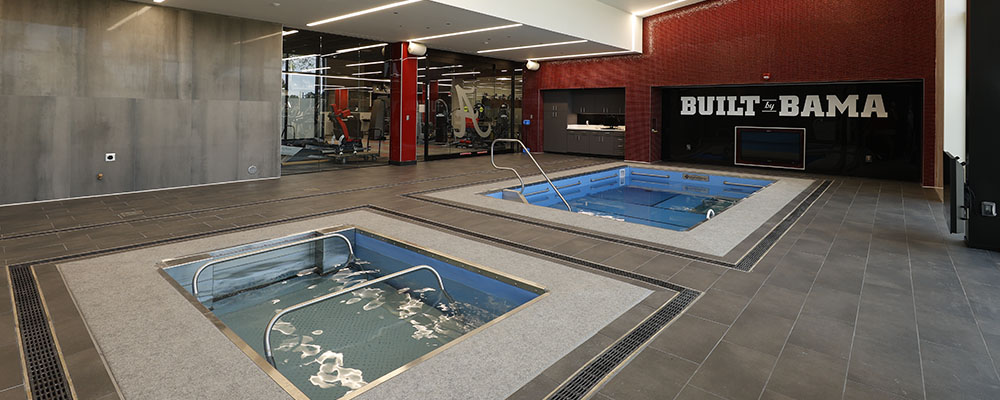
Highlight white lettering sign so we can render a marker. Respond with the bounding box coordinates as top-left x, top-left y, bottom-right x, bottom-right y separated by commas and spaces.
679, 94, 889, 118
